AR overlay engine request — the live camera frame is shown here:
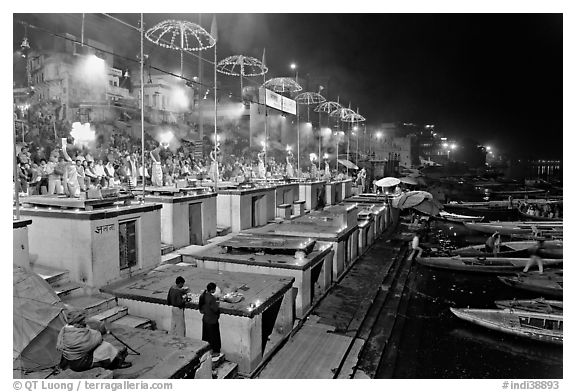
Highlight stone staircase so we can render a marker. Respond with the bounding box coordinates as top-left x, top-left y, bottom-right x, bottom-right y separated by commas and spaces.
31, 264, 154, 330
31, 263, 237, 379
